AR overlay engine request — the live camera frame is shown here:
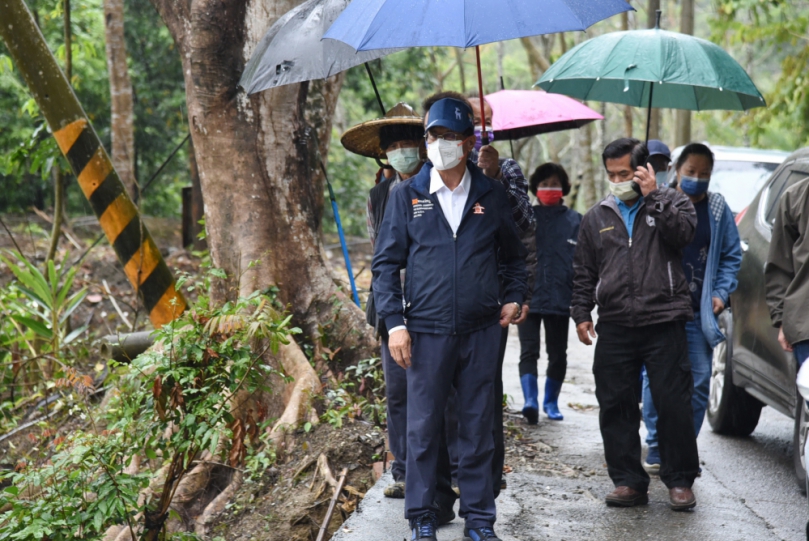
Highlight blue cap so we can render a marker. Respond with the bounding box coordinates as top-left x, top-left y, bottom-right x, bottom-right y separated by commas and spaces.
426, 98, 474, 134
647, 139, 671, 159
